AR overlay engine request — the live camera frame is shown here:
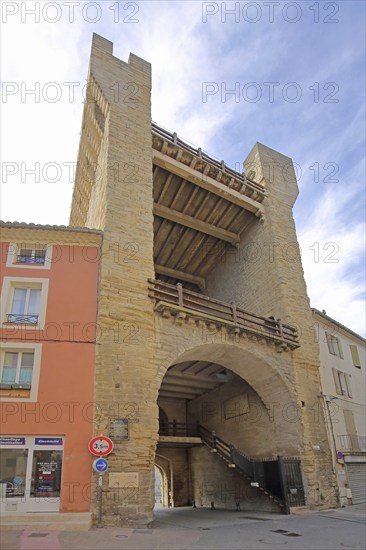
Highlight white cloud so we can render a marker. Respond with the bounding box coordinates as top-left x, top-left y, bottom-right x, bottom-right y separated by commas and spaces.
299, 184, 365, 336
